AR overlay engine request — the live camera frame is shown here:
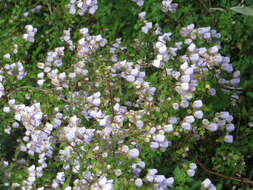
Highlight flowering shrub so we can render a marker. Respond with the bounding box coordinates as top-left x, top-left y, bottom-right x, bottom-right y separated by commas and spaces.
1, 0, 253, 190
